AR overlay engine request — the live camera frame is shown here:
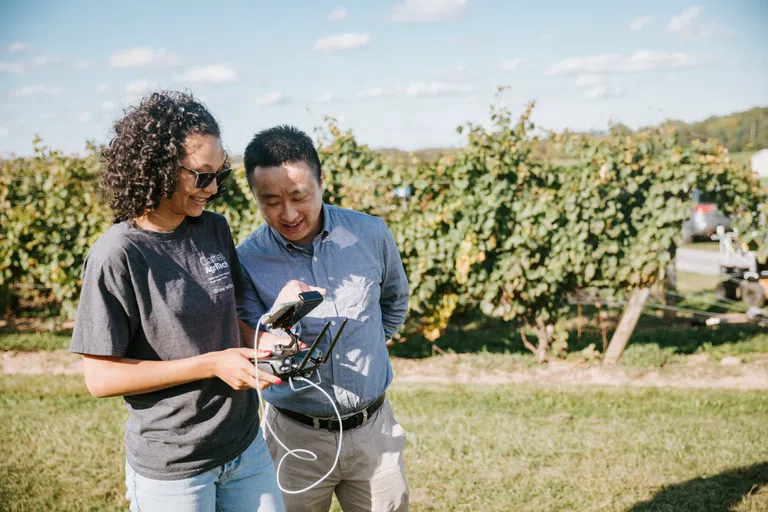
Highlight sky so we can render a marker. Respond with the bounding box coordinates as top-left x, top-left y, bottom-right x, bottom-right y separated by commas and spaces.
0, 0, 766, 157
